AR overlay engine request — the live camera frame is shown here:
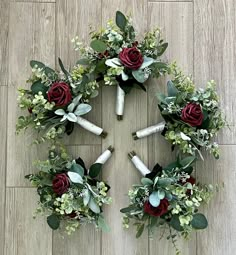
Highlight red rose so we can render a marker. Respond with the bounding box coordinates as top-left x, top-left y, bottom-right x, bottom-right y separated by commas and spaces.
52, 173, 70, 195
181, 103, 204, 127
47, 82, 72, 107
119, 47, 143, 70
144, 199, 169, 217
